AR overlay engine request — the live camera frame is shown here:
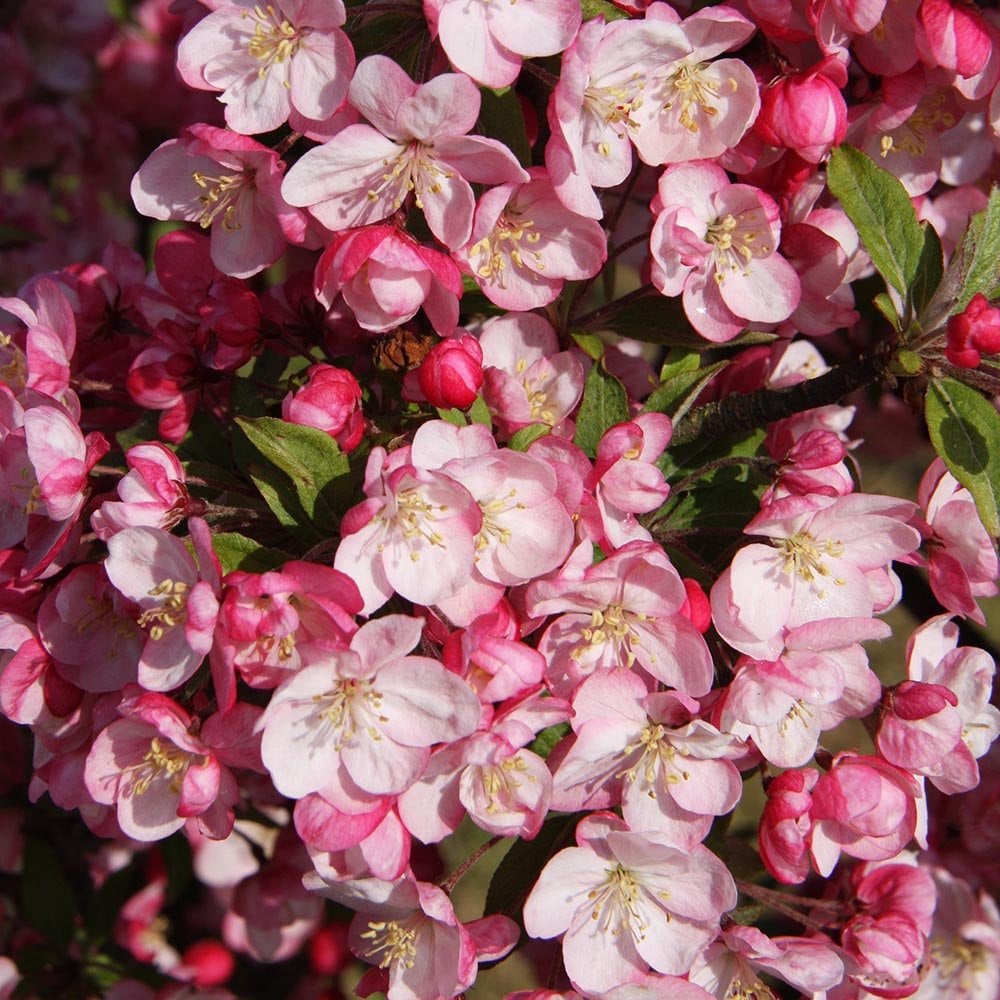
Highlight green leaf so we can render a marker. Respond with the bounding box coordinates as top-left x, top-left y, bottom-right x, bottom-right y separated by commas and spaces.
469, 395, 493, 427
910, 221, 944, 317
435, 407, 467, 427
211, 532, 289, 574
827, 145, 923, 298
925, 377, 1000, 538
570, 330, 606, 361
873, 291, 901, 331
643, 360, 727, 424
586, 293, 700, 345
484, 813, 582, 919
529, 722, 570, 760
581, 0, 629, 19
509, 423, 551, 451
921, 187, 1000, 332
478, 87, 532, 167
573, 362, 630, 458
247, 462, 313, 532
21, 838, 77, 949
235, 416, 353, 532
